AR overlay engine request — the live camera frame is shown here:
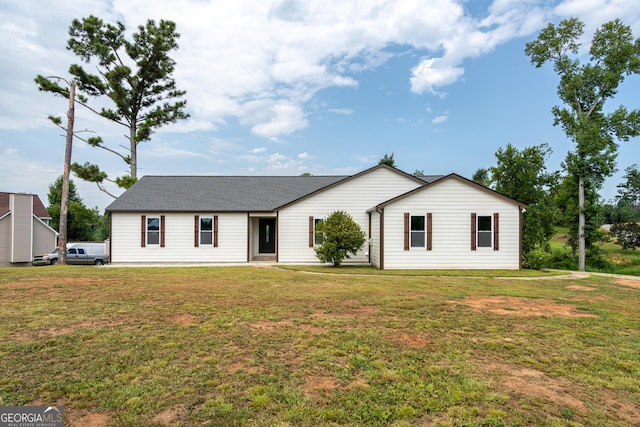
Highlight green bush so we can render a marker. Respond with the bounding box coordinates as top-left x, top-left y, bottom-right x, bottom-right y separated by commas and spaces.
523, 248, 552, 270
314, 211, 366, 267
